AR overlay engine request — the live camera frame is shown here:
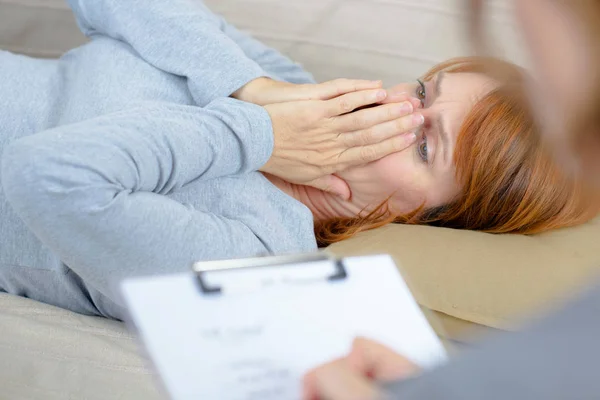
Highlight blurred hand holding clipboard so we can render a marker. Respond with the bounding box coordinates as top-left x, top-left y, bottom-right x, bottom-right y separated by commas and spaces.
121, 253, 447, 399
